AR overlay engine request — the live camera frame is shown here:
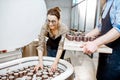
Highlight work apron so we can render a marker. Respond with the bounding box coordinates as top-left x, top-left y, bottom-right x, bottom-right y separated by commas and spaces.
97, 2, 120, 80
46, 33, 65, 59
